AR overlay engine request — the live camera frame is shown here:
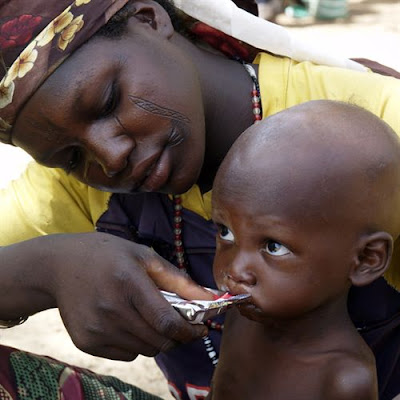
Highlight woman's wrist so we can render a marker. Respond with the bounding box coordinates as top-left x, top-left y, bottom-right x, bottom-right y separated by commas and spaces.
0, 237, 58, 320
